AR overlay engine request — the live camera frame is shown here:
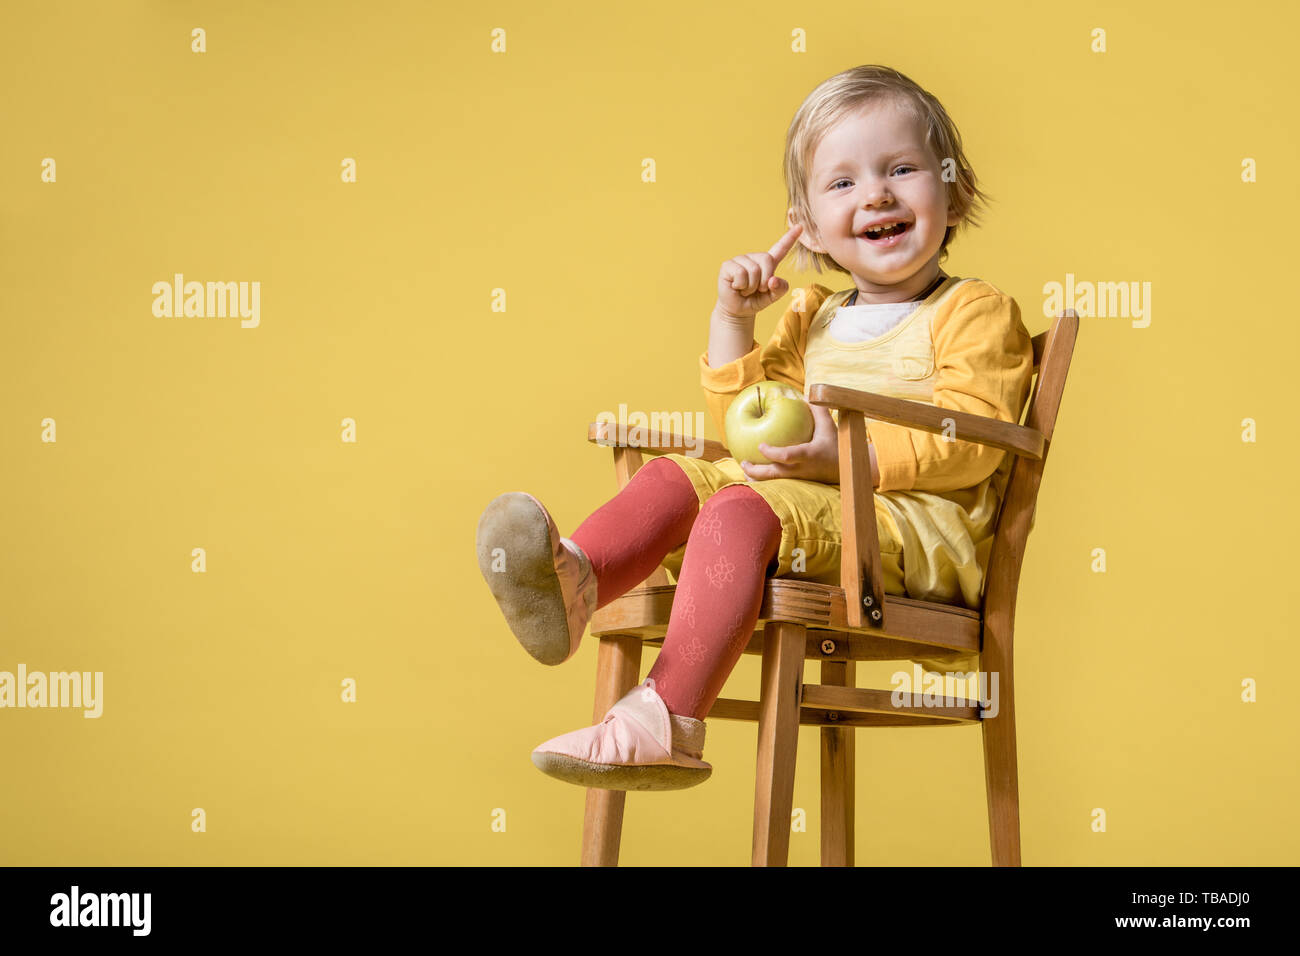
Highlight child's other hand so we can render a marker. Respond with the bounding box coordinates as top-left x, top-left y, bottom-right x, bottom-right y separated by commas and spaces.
715, 222, 804, 320
740, 402, 840, 484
